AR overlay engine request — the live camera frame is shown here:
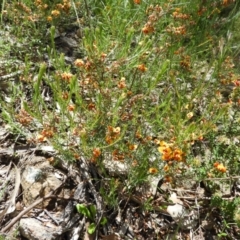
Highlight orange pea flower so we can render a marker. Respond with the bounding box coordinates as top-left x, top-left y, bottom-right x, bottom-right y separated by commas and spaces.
164, 175, 172, 183
67, 104, 76, 111
214, 162, 227, 173
134, 0, 141, 4
137, 64, 148, 72
172, 149, 184, 161
93, 148, 101, 158
74, 59, 85, 68
142, 24, 154, 34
